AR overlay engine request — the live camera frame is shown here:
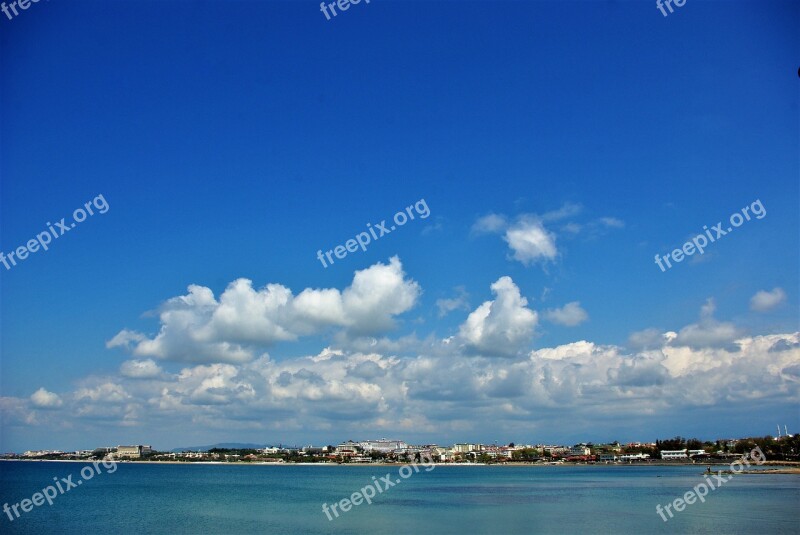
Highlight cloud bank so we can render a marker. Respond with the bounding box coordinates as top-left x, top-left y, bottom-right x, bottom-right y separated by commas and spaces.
3, 258, 796, 447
